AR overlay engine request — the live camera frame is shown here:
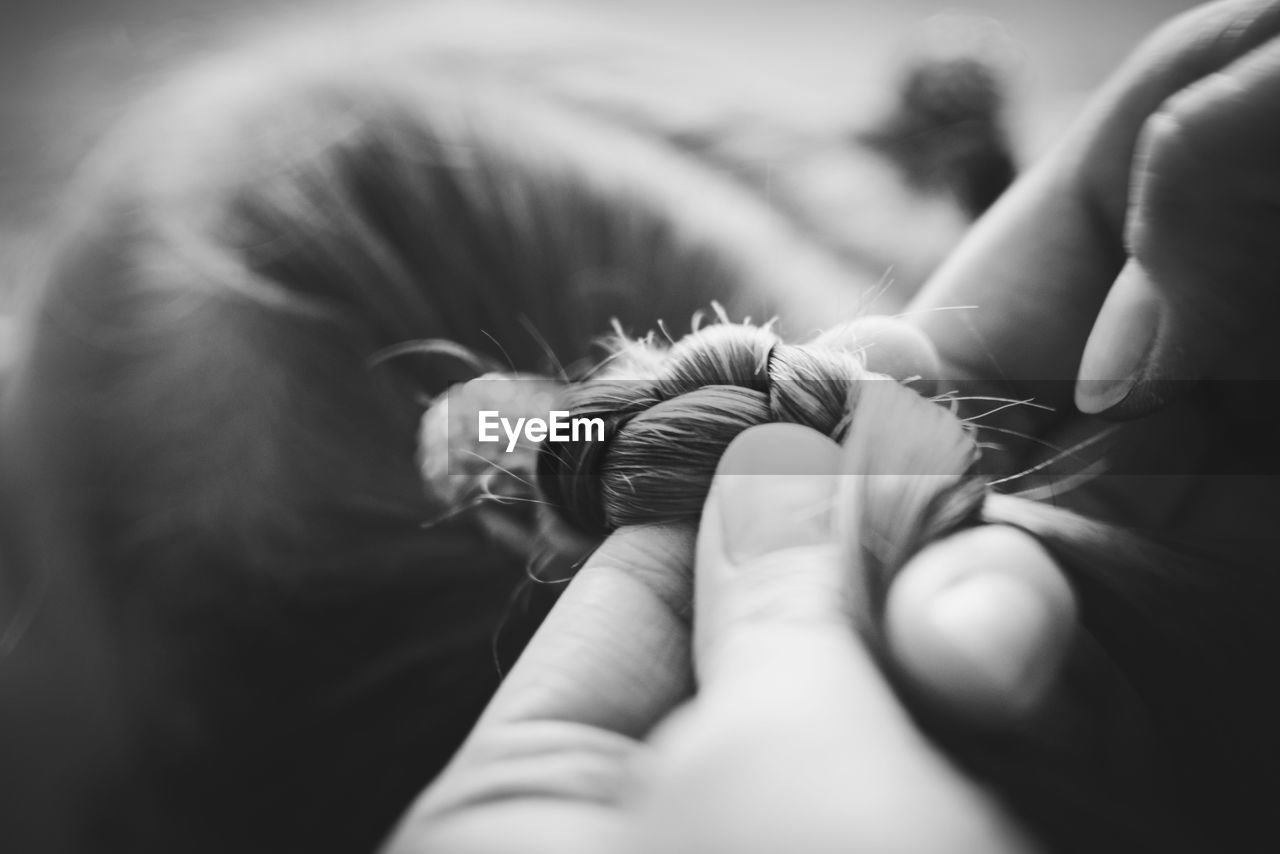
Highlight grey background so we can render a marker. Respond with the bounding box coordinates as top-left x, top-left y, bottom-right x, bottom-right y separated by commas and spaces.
0, 0, 1202, 310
